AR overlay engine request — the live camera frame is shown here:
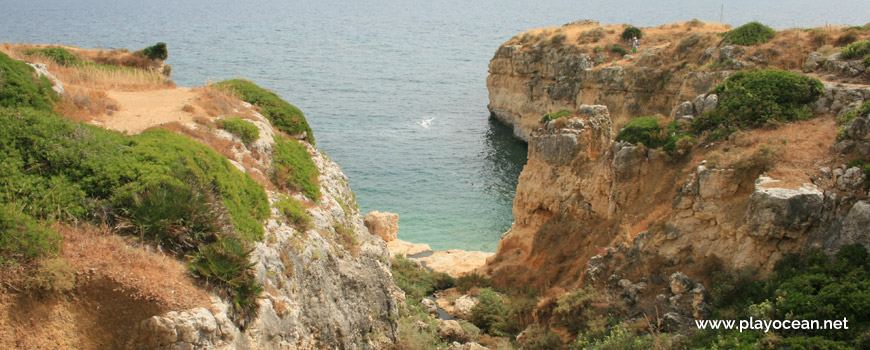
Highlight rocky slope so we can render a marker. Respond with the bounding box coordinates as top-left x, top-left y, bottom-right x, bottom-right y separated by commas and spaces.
130, 98, 403, 350
483, 21, 870, 306
0, 45, 403, 349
